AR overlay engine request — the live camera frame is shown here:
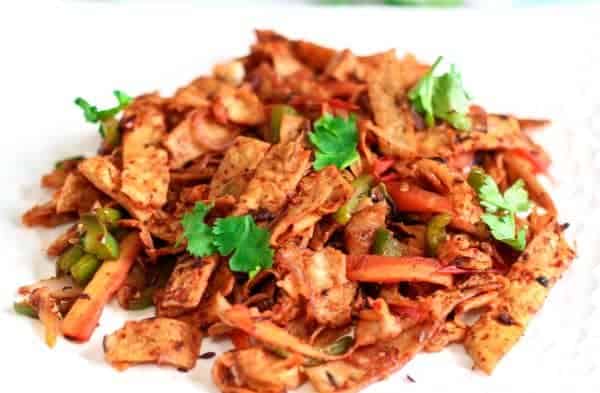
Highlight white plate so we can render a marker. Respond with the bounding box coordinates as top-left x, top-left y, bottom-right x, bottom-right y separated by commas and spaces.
1, 3, 599, 392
